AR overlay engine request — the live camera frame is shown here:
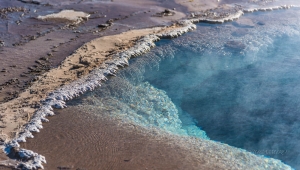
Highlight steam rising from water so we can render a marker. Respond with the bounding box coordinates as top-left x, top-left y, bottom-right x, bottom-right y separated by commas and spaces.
77, 9, 300, 169
79, 45, 208, 138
